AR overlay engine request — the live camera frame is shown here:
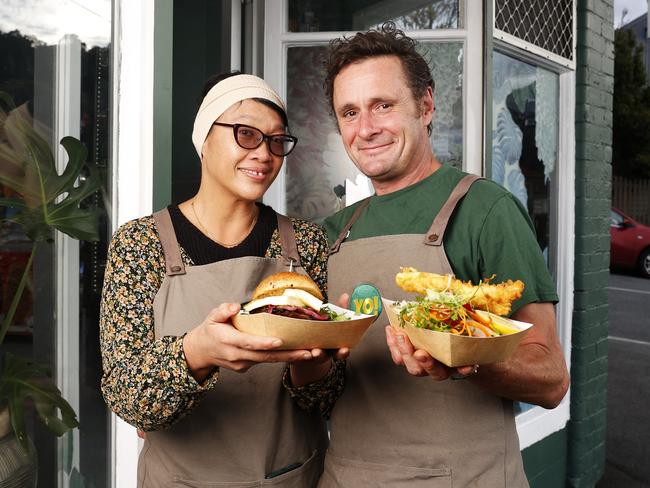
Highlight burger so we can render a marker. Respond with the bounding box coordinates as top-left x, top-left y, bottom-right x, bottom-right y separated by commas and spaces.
243, 272, 344, 321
